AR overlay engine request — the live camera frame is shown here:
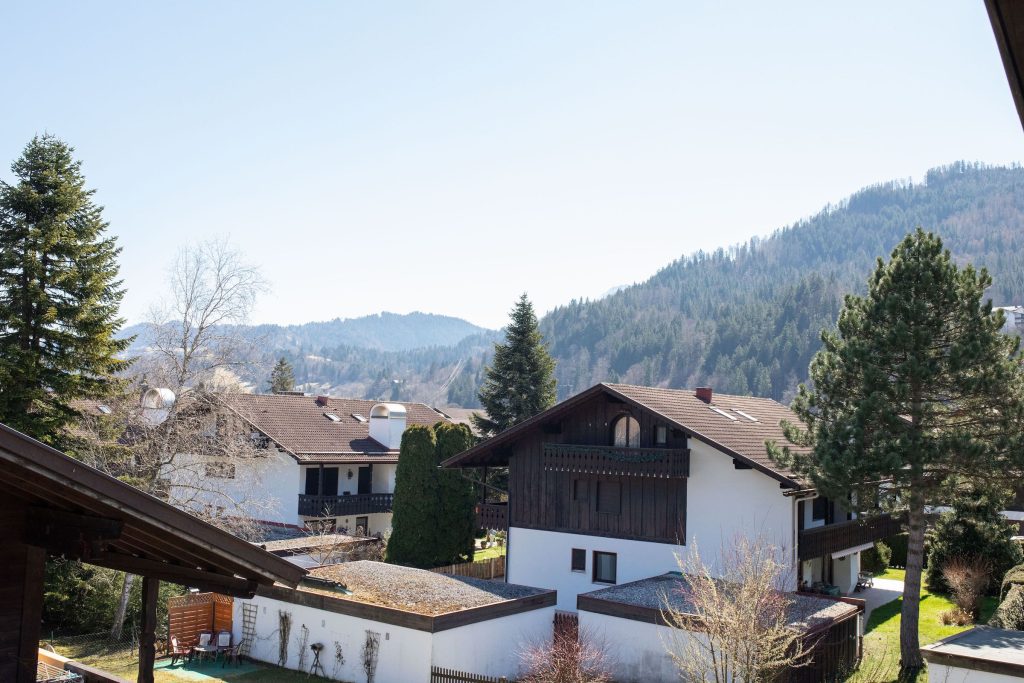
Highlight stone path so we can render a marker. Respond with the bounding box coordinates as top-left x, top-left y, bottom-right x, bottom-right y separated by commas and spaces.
859, 577, 904, 622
